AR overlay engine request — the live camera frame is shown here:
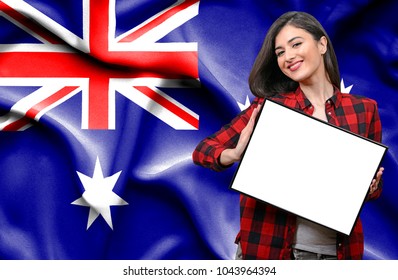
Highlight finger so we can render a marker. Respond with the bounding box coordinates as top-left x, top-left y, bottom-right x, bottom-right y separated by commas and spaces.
249, 107, 260, 124
374, 167, 384, 186
245, 106, 261, 132
369, 179, 377, 194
